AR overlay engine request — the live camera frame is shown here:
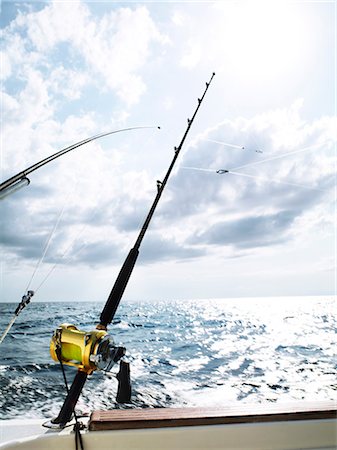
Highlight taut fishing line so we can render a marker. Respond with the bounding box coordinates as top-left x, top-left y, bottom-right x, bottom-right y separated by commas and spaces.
231, 141, 329, 171
35, 127, 163, 293
0, 192, 72, 345
204, 138, 263, 153
181, 139, 331, 192
33, 223, 86, 294
24, 194, 70, 294
180, 166, 329, 192
1, 126, 161, 345
226, 170, 328, 192
181, 166, 215, 173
